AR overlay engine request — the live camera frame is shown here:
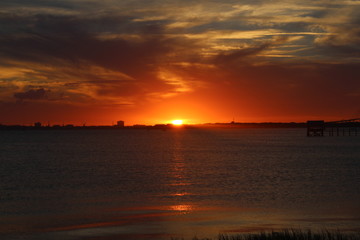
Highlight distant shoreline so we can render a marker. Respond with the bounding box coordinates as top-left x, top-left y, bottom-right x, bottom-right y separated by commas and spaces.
2, 121, 360, 131
0, 122, 308, 130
